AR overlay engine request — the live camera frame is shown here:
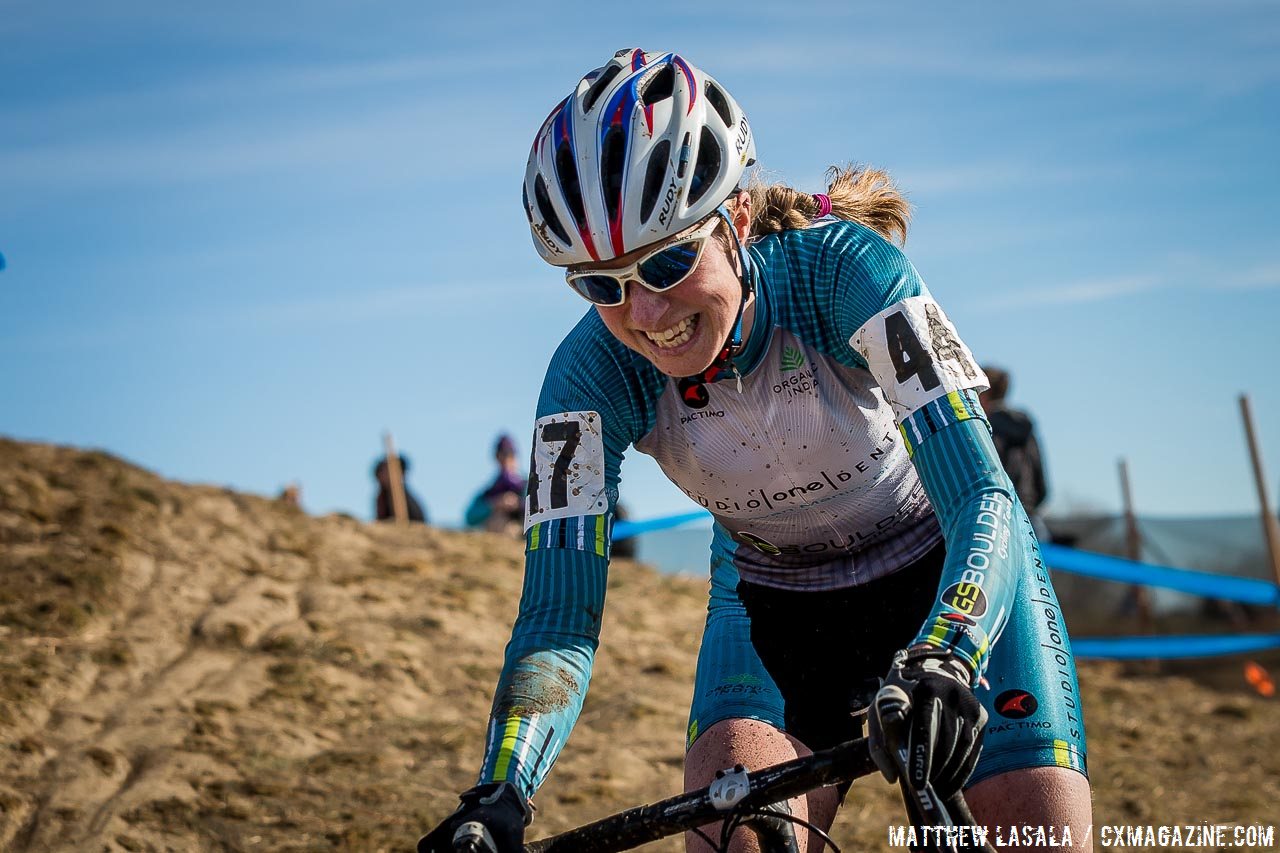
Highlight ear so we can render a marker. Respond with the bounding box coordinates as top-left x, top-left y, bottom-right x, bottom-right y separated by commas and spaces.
729, 190, 752, 243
